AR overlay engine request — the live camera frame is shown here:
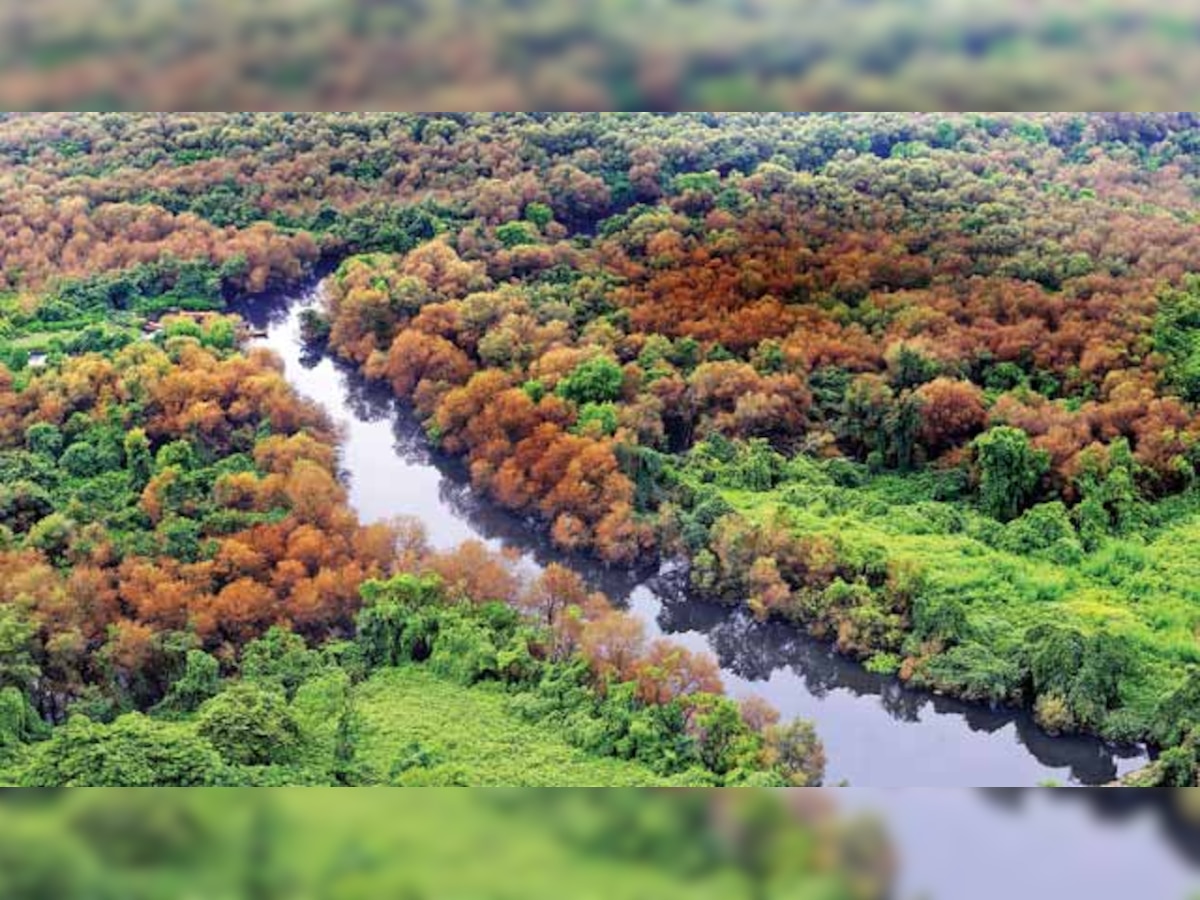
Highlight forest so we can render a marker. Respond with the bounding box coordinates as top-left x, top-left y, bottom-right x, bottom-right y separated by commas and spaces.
1, 112, 1200, 786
